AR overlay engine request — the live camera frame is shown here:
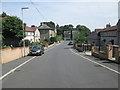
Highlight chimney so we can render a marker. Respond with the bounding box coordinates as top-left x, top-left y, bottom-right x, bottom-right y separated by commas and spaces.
106, 23, 111, 28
